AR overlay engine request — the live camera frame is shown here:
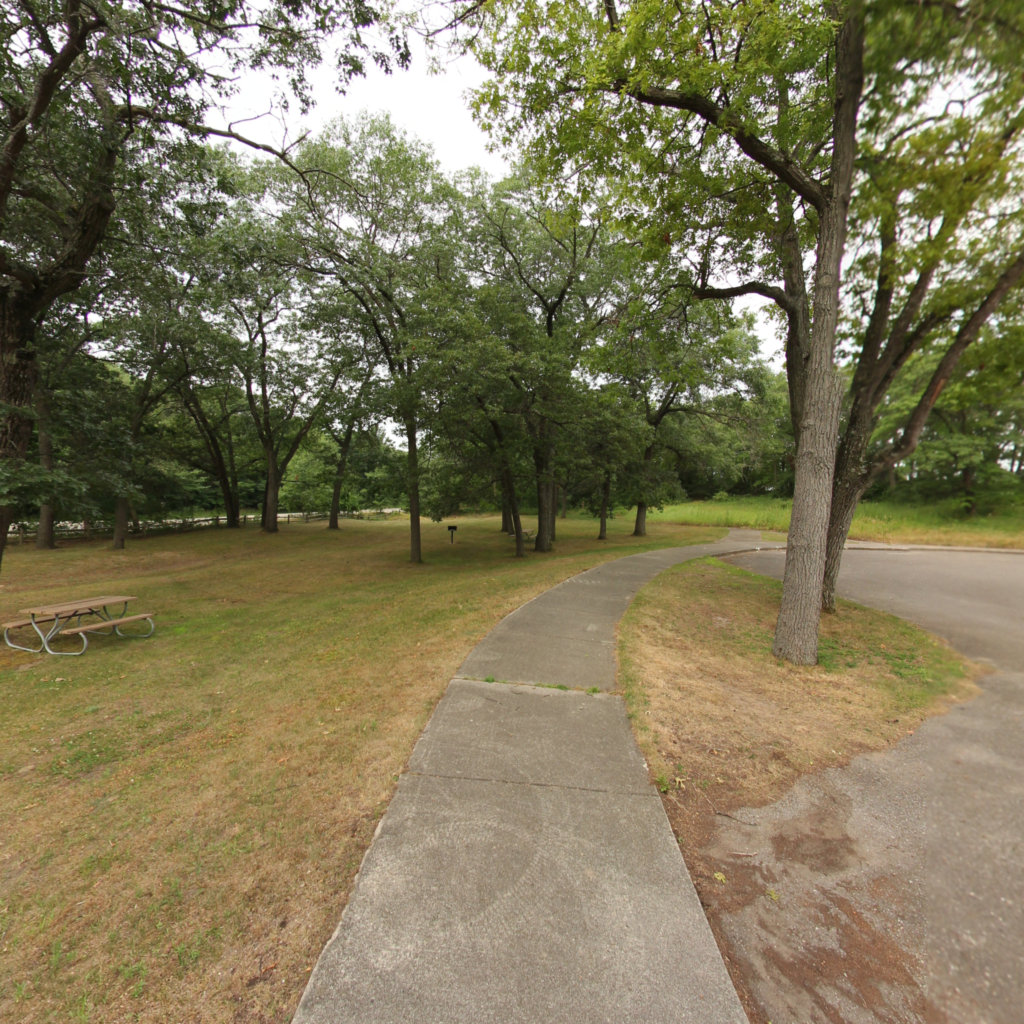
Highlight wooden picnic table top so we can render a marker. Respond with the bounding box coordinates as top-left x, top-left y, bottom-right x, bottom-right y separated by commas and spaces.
19, 595, 138, 617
